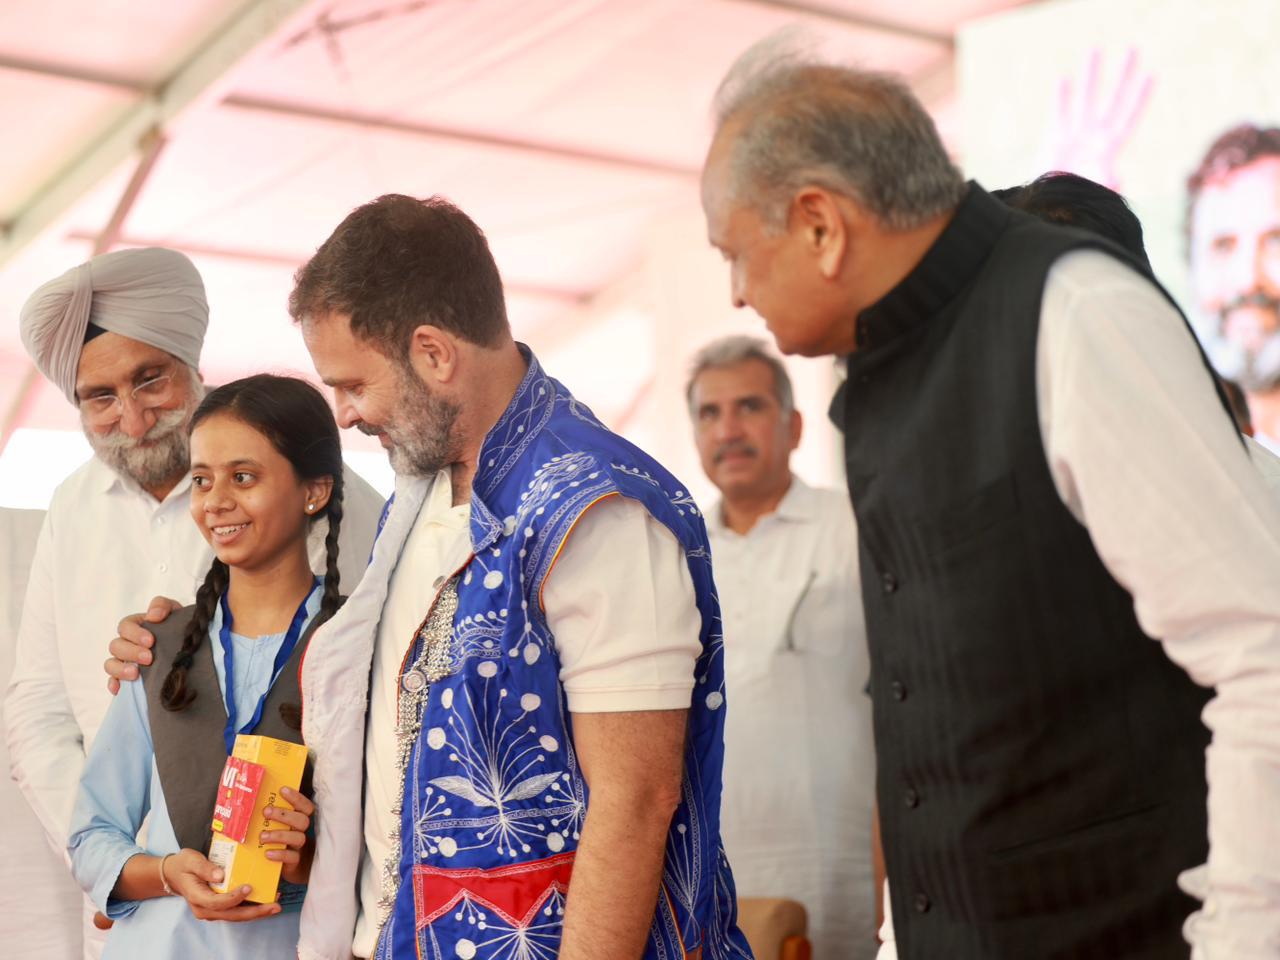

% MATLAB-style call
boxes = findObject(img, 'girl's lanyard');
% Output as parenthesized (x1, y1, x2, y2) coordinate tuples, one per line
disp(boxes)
(218, 578, 319, 755)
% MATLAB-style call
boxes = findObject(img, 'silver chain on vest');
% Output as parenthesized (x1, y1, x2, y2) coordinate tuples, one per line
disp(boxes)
(373, 577, 460, 942)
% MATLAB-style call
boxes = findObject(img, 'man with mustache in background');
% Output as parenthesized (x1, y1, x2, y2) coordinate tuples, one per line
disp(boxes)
(687, 334, 877, 959)
(1188, 124, 1280, 451)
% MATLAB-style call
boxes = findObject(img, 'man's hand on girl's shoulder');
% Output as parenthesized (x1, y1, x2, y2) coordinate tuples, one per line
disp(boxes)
(104, 596, 183, 694)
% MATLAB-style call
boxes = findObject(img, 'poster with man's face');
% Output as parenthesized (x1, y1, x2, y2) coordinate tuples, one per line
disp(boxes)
(958, 0, 1280, 446)
(1187, 138, 1280, 393)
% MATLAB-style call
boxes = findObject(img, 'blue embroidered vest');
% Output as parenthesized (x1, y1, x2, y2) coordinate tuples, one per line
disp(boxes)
(375, 349, 752, 960)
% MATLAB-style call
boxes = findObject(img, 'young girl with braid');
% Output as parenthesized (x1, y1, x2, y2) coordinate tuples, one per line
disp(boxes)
(68, 375, 345, 957)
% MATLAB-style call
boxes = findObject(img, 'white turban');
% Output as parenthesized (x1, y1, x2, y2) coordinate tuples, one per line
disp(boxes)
(19, 247, 209, 404)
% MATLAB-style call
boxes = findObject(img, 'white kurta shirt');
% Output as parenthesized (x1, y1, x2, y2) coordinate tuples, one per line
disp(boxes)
(708, 477, 876, 960)
(1245, 434, 1280, 491)
(3, 455, 386, 854)
(877, 249, 1280, 960)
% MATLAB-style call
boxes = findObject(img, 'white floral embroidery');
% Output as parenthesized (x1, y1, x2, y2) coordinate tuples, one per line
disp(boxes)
(448, 888, 567, 960)
(416, 678, 576, 860)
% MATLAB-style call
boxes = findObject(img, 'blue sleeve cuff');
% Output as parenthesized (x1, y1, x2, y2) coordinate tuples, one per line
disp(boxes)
(104, 895, 142, 921)
(97, 850, 146, 920)
(278, 880, 307, 912)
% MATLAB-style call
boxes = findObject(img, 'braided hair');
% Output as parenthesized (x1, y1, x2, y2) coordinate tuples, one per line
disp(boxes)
(160, 374, 345, 714)
(159, 558, 228, 710)
(319, 476, 343, 621)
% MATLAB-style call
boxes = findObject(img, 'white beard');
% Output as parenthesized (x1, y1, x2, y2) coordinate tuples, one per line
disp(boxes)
(82, 376, 205, 490)
(1206, 325, 1280, 393)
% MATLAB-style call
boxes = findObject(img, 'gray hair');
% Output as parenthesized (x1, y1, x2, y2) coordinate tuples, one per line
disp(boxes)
(711, 32, 965, 230)
(686, 335, 794, 415)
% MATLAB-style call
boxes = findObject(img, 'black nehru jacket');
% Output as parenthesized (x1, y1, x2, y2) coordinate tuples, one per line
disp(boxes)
(835, 184, 1226, 959)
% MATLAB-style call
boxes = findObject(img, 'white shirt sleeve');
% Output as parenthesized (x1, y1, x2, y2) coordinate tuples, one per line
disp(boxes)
(1037, 249, 1280, 959)
(1245, 435, 1280, 497)
(876, 877, 898, 959)
(541, 494, 702, 714)
(2, 511, 85, 856)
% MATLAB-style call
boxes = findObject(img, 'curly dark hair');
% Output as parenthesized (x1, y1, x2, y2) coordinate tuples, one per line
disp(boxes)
(1185, 123, 1280, 245)
(288, 194, 509, 361)
(160, 374, 344, 719)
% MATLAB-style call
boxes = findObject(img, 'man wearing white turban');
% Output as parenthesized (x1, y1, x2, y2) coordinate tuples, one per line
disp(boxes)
(18, 247, 210, 499)
(3, 247, 385, 959)
(20, 247, 209, 406)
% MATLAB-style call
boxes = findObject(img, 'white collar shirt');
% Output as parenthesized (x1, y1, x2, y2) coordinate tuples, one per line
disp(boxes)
(299, 471, 440, 960)
(4, 458, 206, 850)
(707, 476, 877, 960)
(354, 471, 471, 958)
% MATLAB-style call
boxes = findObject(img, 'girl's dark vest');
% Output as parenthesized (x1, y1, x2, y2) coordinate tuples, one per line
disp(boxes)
(836, 185, 1224, 959)
(140, 604, 328, 852)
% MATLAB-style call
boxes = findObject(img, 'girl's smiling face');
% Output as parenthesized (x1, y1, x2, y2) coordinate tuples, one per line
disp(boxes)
(188, 412, 330, 573)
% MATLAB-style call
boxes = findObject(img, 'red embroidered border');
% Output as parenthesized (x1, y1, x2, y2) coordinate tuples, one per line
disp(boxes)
(412, 851, 576, 931)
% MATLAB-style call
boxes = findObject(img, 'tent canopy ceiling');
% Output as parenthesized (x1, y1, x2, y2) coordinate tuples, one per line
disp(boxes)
(0, 0, 1028, 441)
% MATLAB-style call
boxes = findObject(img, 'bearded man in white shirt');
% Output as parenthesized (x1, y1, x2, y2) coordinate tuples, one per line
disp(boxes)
(700, 38, 1280, 960)
(687, 334, 876, 959)
(1186, 124, 1280, 453)
(4, 246, 384, 956)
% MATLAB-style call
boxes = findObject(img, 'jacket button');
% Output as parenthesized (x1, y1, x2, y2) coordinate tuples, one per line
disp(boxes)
(881, 572, 898, 595)
(914, 893, 931, 913)
(890, 680, 907, 701)
(903, 787, 920, 809)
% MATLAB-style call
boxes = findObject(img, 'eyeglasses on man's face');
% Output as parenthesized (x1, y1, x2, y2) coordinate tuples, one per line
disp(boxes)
(79, 371, 177, 426)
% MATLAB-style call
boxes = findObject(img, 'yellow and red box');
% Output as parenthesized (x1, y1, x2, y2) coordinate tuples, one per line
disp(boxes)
(208, 734, 308, 904)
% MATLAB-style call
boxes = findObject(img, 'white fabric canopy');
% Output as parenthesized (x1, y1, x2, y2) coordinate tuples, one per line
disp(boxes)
(0, 0, 1028, 509)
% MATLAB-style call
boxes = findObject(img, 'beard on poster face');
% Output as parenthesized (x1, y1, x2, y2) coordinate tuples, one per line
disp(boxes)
(1205, 291, 1280, 392)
